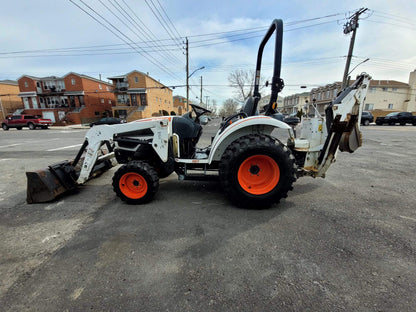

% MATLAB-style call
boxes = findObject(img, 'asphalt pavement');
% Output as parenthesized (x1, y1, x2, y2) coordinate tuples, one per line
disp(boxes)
(0, 123, 416, 311)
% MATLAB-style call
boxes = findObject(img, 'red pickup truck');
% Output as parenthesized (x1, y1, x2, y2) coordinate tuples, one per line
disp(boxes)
(1, 114, 52, 130)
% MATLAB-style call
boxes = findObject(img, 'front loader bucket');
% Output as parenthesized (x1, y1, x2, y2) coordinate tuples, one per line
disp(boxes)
(26, 160, 77, 204)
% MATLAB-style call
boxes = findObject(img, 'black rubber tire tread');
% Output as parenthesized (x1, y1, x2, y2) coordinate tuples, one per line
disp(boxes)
(28, 122, 35, 130)
(2, 123, 9, 130)
(219, 134, 297, 208)
(112, 160, 159, 204)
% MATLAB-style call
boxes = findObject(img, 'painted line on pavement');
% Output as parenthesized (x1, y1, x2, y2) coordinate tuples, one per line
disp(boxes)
(0, 143, 22, 148)
(47, 144, 82, 151)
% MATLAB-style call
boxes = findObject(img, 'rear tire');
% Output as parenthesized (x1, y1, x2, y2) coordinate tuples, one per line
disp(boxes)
(112, 161, 159, 204)
(363, 120, 370, 126)
(2, 123, 9, 130)
(219, 134, 297, 208)
(28, 122, 35, 130)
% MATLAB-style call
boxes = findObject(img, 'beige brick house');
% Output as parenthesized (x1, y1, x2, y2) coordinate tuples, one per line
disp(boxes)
(0, 80, 22, 120)
(108, 70, 176, 122)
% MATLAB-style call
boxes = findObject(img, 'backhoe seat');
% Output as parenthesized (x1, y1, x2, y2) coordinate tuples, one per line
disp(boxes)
(241, 96, 258, 117)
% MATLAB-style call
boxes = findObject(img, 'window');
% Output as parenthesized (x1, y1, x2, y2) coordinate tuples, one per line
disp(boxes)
(326, 91, 330, 98)
(109, 100, 112, 104)
(392, 88, 398, 92)
(99, 84, 102, 90)
(106, 86, 109, 91)
(101, 99, 104, 103)
(369, 87, 376, 93)
(388, 104, 393, 109)
(71, 79, 76, 85)
(95, 111, 100, 116)
(135, 77, 138, 83)
(36, 82, 40, 87)
(382, 87, 388, 92)
(24, 81, 28, 87)
(365, 103, 374, 111)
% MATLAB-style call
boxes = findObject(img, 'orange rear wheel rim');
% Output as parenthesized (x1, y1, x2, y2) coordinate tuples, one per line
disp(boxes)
(119, 172, 148, 199)
(237, 155, 280, 195)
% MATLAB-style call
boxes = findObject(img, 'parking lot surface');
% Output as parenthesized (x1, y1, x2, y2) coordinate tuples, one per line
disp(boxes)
(1, 124, 416, 311)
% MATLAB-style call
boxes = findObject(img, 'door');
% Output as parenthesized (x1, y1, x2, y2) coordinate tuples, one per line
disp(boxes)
(32, 97, 38, 109)
(23, 98, 30, 109)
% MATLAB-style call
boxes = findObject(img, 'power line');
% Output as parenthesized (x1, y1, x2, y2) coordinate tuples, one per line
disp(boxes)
(69, 0, 182, 82)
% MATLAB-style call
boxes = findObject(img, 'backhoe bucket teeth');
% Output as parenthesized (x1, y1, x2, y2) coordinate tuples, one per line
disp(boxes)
(26, 160, 77, 204)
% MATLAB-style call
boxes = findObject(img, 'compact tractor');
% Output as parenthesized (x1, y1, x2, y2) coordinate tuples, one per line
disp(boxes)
(26, 19, 371, 208)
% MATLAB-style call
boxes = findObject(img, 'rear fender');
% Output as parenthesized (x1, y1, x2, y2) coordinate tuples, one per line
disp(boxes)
(208, 116, 293, 163)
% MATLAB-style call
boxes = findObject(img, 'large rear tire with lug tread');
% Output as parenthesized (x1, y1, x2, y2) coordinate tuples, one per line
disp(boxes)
(219, 134, 297, 208)
(112, 161, 159, 204)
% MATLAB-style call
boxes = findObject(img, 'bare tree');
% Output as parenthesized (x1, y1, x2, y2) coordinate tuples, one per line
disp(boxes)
(219, 98, 239, 117)
(228, 69, 266, 103)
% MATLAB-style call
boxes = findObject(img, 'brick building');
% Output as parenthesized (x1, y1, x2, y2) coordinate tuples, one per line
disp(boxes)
(17, 73, 115, 125)
(173, 95, 190, 116)
(0, 80, 22, 120)
(108, 70, 175, 122)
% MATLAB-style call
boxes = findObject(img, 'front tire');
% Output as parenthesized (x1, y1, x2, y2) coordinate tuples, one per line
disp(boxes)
(219, 134, 297, 208)
(112, 161, 159, 204)
(28, 122, 35, 130)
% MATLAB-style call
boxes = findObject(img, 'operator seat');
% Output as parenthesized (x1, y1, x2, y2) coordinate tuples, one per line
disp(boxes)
(172, 114, 202, 158)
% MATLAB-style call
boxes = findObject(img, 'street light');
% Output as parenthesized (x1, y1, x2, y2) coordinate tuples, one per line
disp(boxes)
(347, 58, 370, 76)
(186, 66, 205, 112)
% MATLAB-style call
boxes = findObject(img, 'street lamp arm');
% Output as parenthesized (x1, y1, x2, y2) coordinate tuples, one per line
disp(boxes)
(347, 58, 369, 76)
(188, 66, 205, 79)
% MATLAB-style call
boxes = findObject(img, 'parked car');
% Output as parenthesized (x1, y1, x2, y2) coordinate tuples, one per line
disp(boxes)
(361, 111, 374, 126)
(375, 112, 416, 126)
(90, 117, 126, 127)
(283, 113, 300, 125)
(1, 114, 52, 130)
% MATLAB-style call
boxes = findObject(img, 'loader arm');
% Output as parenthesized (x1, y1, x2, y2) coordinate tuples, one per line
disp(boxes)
(26, 118, 171, 203)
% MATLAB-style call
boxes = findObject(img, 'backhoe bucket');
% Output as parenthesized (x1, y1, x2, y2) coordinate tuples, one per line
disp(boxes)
(26, 160, 77, 204)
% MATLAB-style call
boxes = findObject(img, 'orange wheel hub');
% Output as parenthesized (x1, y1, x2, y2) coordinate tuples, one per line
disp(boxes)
(237, 155, 280, 195)
(119, 172, 148, 199)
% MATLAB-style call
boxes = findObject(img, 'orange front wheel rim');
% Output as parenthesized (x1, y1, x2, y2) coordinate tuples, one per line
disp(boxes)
(237, 155, 280, 195)
(119, 172, 148, 199)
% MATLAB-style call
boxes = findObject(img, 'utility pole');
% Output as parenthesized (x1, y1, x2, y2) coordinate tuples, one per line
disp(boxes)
(185, 37, 189, 112)
(200, 76, 203, 105)
(341, 8, 368, 89)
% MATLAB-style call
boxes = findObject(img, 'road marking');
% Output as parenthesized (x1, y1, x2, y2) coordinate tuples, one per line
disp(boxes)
(0, 143, 22, 148)
(399, 215, 416, 222)
(47, 144, 82, 151)
(0, 159, 11, 162)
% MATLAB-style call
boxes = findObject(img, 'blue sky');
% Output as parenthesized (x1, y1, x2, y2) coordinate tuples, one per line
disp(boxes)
(1, 0, 415, 105)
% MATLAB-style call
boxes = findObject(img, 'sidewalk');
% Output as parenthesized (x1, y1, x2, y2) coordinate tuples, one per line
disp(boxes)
(50, 124, 90, 130)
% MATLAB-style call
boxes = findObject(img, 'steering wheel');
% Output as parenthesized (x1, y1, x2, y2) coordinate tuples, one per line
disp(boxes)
(219, 112, 248, 133)
(190, 103, 211, 122)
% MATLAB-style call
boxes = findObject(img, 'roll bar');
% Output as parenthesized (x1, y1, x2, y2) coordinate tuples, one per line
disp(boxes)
(251, 19, 284, 116)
